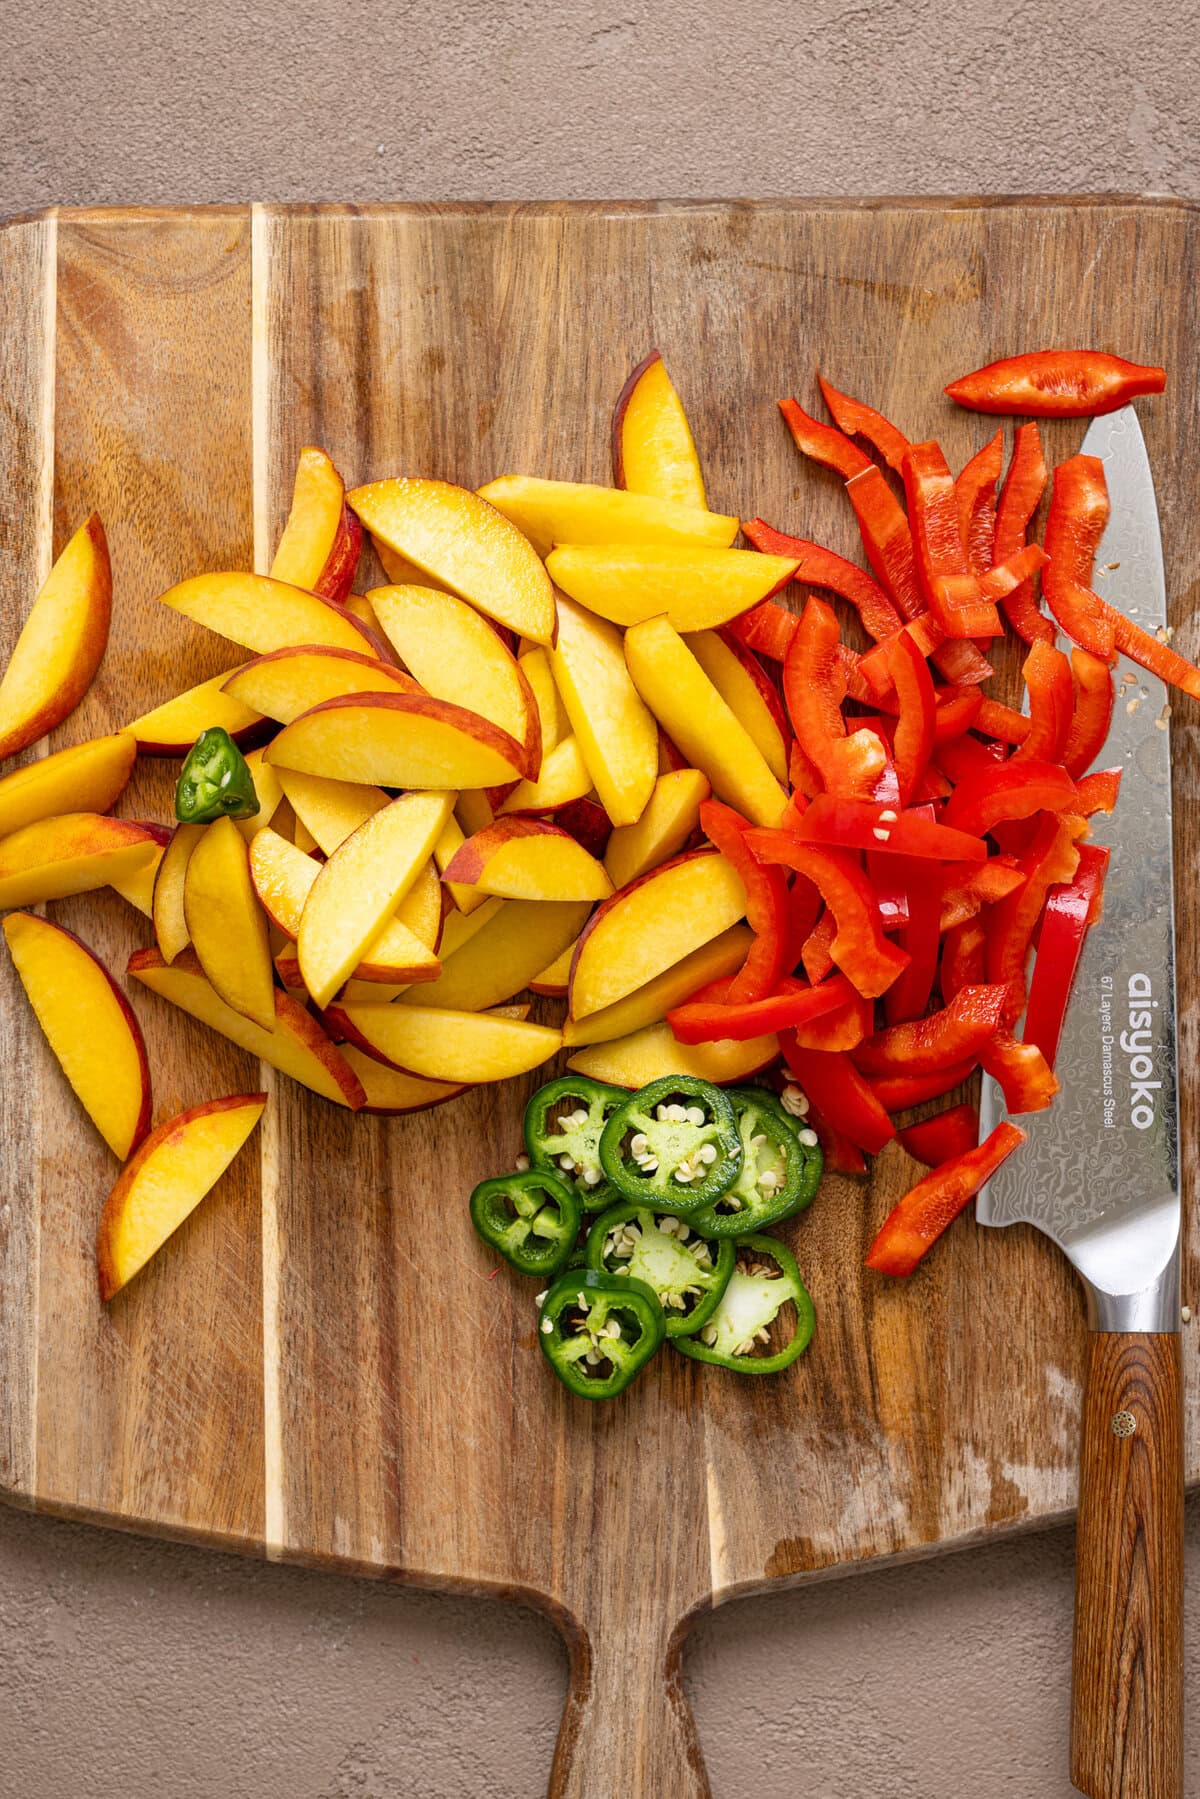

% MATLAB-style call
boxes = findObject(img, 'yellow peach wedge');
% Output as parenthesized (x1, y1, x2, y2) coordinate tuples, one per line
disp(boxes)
(221, 645, 419, 726)
(683, 628, 790, 783)
(157, 571, 389, 660)
(546, 544, 797, 632)
(273, 767, 388, 856)
(265, 693, 526, 790)
(153, 824, 205, 963)
(548, 595, 657, 827)
(443, 818, 612, 903)
(0, 813, 159, 910)
(603, 768, 710, 889)
(497, 736, 591, 815)
(0, 732, 136, 839)
(269, 446, 362, 602)
(340, 1045, 470, 1117)
(477, 476, 735, 556)
(518, 646, 570, 758)
(566, 1021, 779, 1088)
(328, 1001, 562, 1085)
(0, 515, 112, 761)
(183, 816, 276, 1029)
(611, 349, 708, 510)
(400, 897, 591, 1011)
(561, 924, 753, 1047)
(126, 668, 264, 756)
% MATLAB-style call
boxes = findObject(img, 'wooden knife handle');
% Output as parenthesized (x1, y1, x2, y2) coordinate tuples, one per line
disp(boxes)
(1071, 1330, 1184, 1799)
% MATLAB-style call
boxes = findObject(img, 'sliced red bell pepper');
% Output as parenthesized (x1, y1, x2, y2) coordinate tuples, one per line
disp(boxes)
(884, 861, 942, 1024)
(855, 983, 1008, 1076)
(945, 350, 1166, 417)
(748, 832, 911, 999)
(867, 1060, 979, 1112)
(727, 598, 799, 662)
(788, 738, 824, 799)
(1073, 767, 1122, 817)
(801, 909, 836, 984)
(1110, 612, 1200, 702)
(791, 795, 986, 862)
(955, 430, 1003, 575)
(1023, 844, 1110, 1068)
(667, 971, 852, 1045)
(868, 849, 909, 932)
(1013, 640, 1073, 764)
(782, 1043, 895, 1154)
(910, 762, 952, 803)
(839, 643, 880, 706)
(903, 441, 1004, 638)
(788, 987, 874, 1052)
(803, 1100, 867, 1175)
(845, 464, 924, 618)
(897, 1103, 980, 1167)
(1042, 455, 1117, 657)
(993, 421, 1052, 644)
(743, 518, 902, 643)
(865, 1121, 1026, 1277)
(779, 790, 809, 832)
(973, 697, 1031, 745)
(940, 917, 987, 999)
(978, 542, 1049, 599)
(939, 859, 1026, 932)
(884, 627, 936, 804)
(699, 799, 790, 1004)
(935, 732, 1006, 785)
(1062, 648, 1115, 778)
(818, 374, 910, 472)
(783, 594, 847, 787)
(779, 398, 873, 480)
(933, 685, 983, 743)
(985, 814, 1081, 1020)
(943, 757, 1077, 837)
(978, 1032, 1059, 1113)
(1042, 576, 1117, 660)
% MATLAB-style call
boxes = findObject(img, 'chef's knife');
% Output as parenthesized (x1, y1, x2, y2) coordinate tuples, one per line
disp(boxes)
(977, 406, 1183, 1799)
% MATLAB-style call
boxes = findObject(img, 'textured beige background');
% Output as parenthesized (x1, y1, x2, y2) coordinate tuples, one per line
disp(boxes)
(3, 1, 1200, 1794)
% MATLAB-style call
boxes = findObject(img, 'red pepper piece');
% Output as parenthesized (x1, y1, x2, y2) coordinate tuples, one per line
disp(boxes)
(782, 1044, 895, 1154)
(939, 859, 1026, 932)
(788, 738, 824, 800)
(1022, 843, 1110, 1067)
(699, 798, 790, 1005)
(955, 430, 1003, 575)
(802, 1099, 867, 1175)
(779, 397, 873, 480)
(973, 696, 1032, 745)
(884, 627, 936, 805)
(1062, 649, 1115, 778)
(865, 1122, 1026, 1277)
(1042, 455, 1117, 658)
(793, 795, 985, 862)
(1043, 576, 1116, 660)
(935, 732, 1006, 785)
(1013, 640, 1073, 764)
(993, 422, 1052, 644)
(940, 917, 987, 999)
(897, 1103, 980, 1167)
(978, 542, 1049, 599)
(986, 814, 1081, 1020)
(1110, 612, 1200, 702)
(1073, 767, 1122, 817)
(883, 861, 942, 1025)
(743, 518, 902, 643)
(788, 987, 874, 1052)
(845, 464, 924, 617)
(867, 1061, 979, 1112)
(903, 441, 1004, 638)
(839, 643, 880, 707)
(978, 1032, 1059, 1113)
(818, 374, 910, 473)
(748, 832, 911, 999)
(945, 350, 1166, 418)
(727, 598, 799, 662)
(783, 595, 847, 788)
(910, 761, 952, 803)
(667, 971, 852, 1045)
(801, 909, 836, 984)
(855, 983, 1008, 1077)
(867, 848, 909, 932)
(943, 757, 1078, 837)
(778, 791, 809, 832)
(932, 685, 983, 743)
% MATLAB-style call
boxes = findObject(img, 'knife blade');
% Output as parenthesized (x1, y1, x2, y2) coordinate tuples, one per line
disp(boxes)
(977, 404, 1184, 1799)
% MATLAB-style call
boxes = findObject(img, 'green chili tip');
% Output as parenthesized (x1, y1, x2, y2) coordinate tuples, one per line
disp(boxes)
(175, 727, 259, 825)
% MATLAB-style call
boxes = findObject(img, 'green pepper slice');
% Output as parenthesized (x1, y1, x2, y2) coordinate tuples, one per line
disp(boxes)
(523, 1075, 626, 1211)
(673, 1233, 815, 1374)
(470, 1168, 581, 1278)
(585, 1203, 735, 1339)
(598, 1075, 741, 1213)
(175, 727, 260, 824)
(689, 1087, 823, 1238)
(538, 1268, 665, 1400)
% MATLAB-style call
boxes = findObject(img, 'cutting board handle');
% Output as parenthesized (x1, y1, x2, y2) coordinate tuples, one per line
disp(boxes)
(549, 1607, 710, 1798)
(1070, 1330, 1184, 1799)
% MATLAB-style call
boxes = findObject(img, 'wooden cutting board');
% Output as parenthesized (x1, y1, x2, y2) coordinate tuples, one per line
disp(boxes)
(1, 198, 1198, 1797)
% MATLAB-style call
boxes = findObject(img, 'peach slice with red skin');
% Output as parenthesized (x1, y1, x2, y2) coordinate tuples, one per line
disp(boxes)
(476, 475, 736, 557)
(603, 768, 710, 890)
(183, 817, 276, 1030)
(683, 629, 790, 783)
(153, 824, 205, 962)
(566, 1021, 779, 1088)
(96, 1093, 267, 1301)
(126, 668, 266, 756)
(328, 1000, 561, 1085)
(4, 911, 152, 1160)
(273, 767, 387, 856)
(443, 817, 612, 903)
(545, 544, 798, 633)
(222, 646, 419, 726)
(0, 514, 112, 761)
(158, 571, 391, 660)
(0, 732, 136, 839)
(265, 692, 527, 790)
(611, 349, 708, 510)
(561, 924, 753, 1048)
(548, 595, 658, 827)
(0, 813, 159, 909)
(497, 736, 591, 816)
(340, 1045, 470, 1117)
(270, 447, 362, 602)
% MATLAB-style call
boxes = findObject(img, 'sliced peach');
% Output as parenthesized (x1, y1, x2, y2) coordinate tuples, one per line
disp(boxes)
(562, 924, 752, 1047)
(497, 736, 591, 816)
(371, 538, 446, 589)
(432, 812, 487, 916)
(0, 732, 135, 839)
(328, 1001, 561, 1084)
(529, 938, 577, 997)
(518, 646, 570, 759)
(394, 859, 444, 952)
(126, 668, 265, 756)
(109, 844, 164, 917)
(247, 827, 321, 938)
(0, 813, 158, 909)
(567, 1021, 779, 1088)
(222, 646, 418, 725)
(0, 515, 112, 761)
(611, 349, 707, 509)
(347, 479, 555, 644)
(684, 629, 789, 783)
(297, 791, 451, 1006)
(402, 897, 591, 1011)
(153, 824, 205, 962)
(344, 593, 384, 636)
(4, 911, 152, 1159)
(546, 544, 798, 632)
(183, 817, 276, 1029)
(265, 693, 526, 789)
(269, 446, 362, 602)
(477, 476, 735, 556)
(96, 1093, 267, 1301)
(604, 768, 710, 889)
(341, 1044, 470, 1117)
(368, 584, 540, 778)
(233, 749, 287, 844)
(568, 848, 746, 1019)
(275, 767, 387, 854)
(292, 815, 318, 853)
(456, 790, 495, 836)
(548, 595, 657, 827)
(158, 572, 388, 659)
(625, 617, 787, 827)
(128, 947, 366, 1109)
(443, 817, 612, 903)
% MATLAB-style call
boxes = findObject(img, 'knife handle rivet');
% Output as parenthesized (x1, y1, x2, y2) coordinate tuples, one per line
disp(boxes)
(1111, 1410, 1137, 1438)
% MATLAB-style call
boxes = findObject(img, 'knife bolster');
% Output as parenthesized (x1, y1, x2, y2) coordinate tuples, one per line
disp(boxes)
(1082, 1240, 1181, 1334)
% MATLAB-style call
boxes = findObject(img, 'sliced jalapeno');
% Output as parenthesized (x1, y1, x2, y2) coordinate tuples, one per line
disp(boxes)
(469, 1169, 581, 1278)
(673, 1233, 815, 1374)
(585, 1203, 735, 1339)
(538, 1268, 665, 1399)
(689, 1087, 823, 1237)
(598, 1075, 741, 1213)
(175, 727, 260, 824)
(524, 1075, 626, 1211)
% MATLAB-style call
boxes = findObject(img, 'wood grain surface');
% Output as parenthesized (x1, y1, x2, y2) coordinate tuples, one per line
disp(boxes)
(0, 198, 1196, 1796)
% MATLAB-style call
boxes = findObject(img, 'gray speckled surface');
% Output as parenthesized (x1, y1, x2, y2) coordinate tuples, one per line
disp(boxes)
(3, 1, 1200, 1792)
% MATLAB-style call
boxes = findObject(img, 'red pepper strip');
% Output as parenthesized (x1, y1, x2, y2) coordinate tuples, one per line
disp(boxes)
(782, 595, 847, 787)
(867, 850, 908, 932)
(792, 795, 986, 862)
(779, 791, 809, 832)
(801, 1098, 867, 1175)
(940, 918, 987, 1000)
(788, 738, 824, 800)
(839, 643, 879, 706)
(845, 465, 924, 617)
(884, 862, 942, 1025)
(978, 1033, 1059, 1113)
(801, 909, 836, 984)
(884, 627, 936, 805)
(699, 799, 790, 1004)
(978, 543, 1049, 599)
(1042, 454, 1116, 658)
(1043, 577, 1116, 660)
(867, 1061, 979, 1112)
(1062, 649, 1115, 778)
(783, 1044, 895, 1154)
(935, 733, 1006, 785)
(855, 983, 1008, 1076)
(994, 422, 1052, 644)
(727, 597, 799, 662)
(955, 430, 1003, 575)
(1074, 767, 1122, 816)
(783, 862, 822, 969)
(1110, 612, 1200, 702)
(986, 814, 1081, 1021)
(818, 374, 910, 473)
(1013, 640, 1073, 764)
(748, 833, 911, 999)
(973, 697, 1031, 744)
(865, 1122, 1026, 1277)
(743, 518, 902, 643)
(943, 757, 1078, 837)
(908, 615, 994, 685)
(1023, 845, 1110, 1068)
(903, 441, 1004, 638)
(933, 685, 983, 743)
(945, 350, 1166, 418)
(789, 987, 874, 1052)
(779, 397, 873, 480)
(897, 1103, 981, 1167)
(667, 972, 852, 1045)
(939, 860, 1025, 932)
(911, 762, 952, 803)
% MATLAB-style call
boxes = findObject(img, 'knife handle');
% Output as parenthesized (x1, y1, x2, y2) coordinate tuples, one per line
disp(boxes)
(1071, 1330, 1184, 1799)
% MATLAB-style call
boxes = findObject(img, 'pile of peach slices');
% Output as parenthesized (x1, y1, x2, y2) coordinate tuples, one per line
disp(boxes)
(0, 352, 804, 1300)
